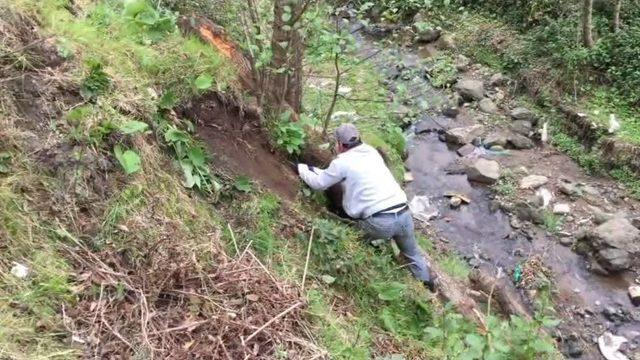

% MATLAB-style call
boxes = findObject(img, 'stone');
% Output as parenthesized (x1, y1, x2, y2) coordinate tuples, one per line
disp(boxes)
(593, 218, 640, 252)
(510, 107, 538, 124)
(416, 27, 441, 43)
(507, 134, 535, 149)
(490, 73, 507, 86)
(442, 106, 460, 118)
(632, 218, 640, 230)
(514, 201, 544, 224)
(629, 286, 640, 306)
(484, 133, 508, 148)
(466, 158, 500, 184)
(455, 54, 470, 72)
(511, 120, 533, 136)
(553, 203, 571, 215)
(478, 98, 498, 114)
(404, 172, 414, 182)
(444, 125, 484, 145)
(519, 175, 549, 189)
(454, 79, 485, 101)
(559, 237, 574, 247)
(564, 338, 583, 358)
(457, 143, 476, 157)
(597, 248, 632, 272)
(450, 197, 462, 208)
(435, 34, 456, 50)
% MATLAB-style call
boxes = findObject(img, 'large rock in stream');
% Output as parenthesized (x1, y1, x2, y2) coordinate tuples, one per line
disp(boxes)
(454, 79, 484, 101)
(466, 158, 500, 184)
(444, 125, 484, 145)
(577, 217, 640, 273)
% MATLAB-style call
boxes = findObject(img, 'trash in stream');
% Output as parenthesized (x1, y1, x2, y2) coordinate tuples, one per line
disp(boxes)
(409, 196, 438, 223)
(514, 264, 523, 284)
(598, 332, 629, 360)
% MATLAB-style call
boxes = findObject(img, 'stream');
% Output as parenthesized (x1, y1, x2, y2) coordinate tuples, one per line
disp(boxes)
(348, 20, 640, 358)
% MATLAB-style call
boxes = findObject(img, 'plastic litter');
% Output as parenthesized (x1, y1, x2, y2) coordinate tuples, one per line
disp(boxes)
(409, 196, 438, 224)
(513, 264, 523, 284)
(597, 332, 628, 360)
(10, 262, 29, 279)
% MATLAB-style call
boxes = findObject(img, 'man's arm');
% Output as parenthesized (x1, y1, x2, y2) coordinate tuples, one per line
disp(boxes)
(298, 160, 344, 190)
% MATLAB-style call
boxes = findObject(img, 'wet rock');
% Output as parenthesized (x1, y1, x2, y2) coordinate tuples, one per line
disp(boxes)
(484, 133, 508, 148)
(564, 337, 584, 358)
(602, 306, 630, 324)
(510, 107, 538, 124)
(466, 158, 500, 184)
(478, 98, 498, 114)
(578, 216, 640, 272)
(490, 73, 507, 86)
(629, 286, 640, 306)
(442, 106, 459, 118)
(507, 134, 535, 149)
(553, 203, 571, 215)
(450, 197, 462, 208)
(519, 175, 549, 189)
(444, 162, 467, 175)
(454, 79, 485, 101)
(514, 201, 544, 224)
(511, 120, 533, 136)
(455, 54, 470, 72)
(444, 125, 484, 145)
(457, 143, 476, 157)
(559, 236, 574, 247)
(632, 218, 640, 230)
(416, 27, 441, 43)
(598, 248, 633, 272)
(510, 217, 523, 229)
(435, 34, 456, 50)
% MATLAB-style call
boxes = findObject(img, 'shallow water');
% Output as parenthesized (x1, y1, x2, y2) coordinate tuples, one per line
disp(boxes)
(350, 24, 640, 340)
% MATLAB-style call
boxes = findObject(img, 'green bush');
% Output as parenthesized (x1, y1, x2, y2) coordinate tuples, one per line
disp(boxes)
(590, 25, 640, 103)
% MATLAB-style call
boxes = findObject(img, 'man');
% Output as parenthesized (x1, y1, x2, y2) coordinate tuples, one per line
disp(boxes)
(297, 123, 436, 290)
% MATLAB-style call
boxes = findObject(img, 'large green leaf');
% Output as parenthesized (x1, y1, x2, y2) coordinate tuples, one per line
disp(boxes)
(376, 281, 406, 301)
(119, 120, 149, 135)
(123, 0, 148, 17)
(233, 176, 253, 193)
(114, 145, 141, 175)
(187, 147, 206, 167)
(194, 74, 213, 90)
(158, 91, 178, 110)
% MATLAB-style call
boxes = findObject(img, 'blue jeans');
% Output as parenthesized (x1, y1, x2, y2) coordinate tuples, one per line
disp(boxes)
(359, 211, 432, 282)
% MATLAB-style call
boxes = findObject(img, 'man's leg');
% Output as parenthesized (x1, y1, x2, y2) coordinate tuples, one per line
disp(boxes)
(393, 212, 433, 284)
(359, 216, 395, 247)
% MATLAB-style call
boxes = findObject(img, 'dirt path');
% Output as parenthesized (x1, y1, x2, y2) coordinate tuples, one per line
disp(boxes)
(181, 93, 299, 201)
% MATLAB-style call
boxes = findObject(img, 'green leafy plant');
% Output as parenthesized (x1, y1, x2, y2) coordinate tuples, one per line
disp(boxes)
(233, 176, 253, 193)
(80, 60, 111, 100)
(163, 125, 219, 193)
(0, 152, 11, 174)
(273, 115, 306, 155)
(194, 74, 213, 90)
(542, 211, 563, 233)
(374, 281, 406, 301)
(425, 55, 458, 88)
(123, 0, 177, 43)
(158, 91, 178, 110)
(119, 120, 149, 135)
(113, 144, 141, 175)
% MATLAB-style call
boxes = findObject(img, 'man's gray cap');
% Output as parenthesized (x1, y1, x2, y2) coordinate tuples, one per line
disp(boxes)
(335, 123, 360, 146)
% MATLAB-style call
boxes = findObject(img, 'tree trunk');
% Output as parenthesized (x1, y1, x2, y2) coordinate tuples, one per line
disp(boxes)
(613, 0, 622, 32)
(268, 0, 306, 117)
(582, 0, 594, 48)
